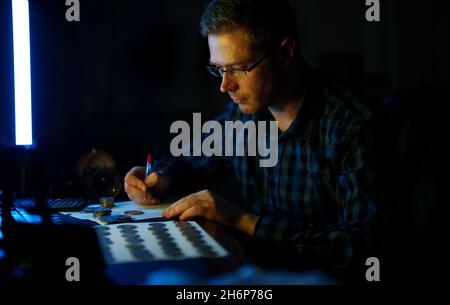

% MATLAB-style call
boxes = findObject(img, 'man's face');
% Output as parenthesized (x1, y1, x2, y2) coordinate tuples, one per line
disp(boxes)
(208, 28, 276, 114)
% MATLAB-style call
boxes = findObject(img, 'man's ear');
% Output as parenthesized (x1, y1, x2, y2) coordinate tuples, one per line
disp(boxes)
(278, 38, 296, 69)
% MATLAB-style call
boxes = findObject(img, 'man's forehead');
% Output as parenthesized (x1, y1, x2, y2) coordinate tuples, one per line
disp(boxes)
(207, 28, 254, 66)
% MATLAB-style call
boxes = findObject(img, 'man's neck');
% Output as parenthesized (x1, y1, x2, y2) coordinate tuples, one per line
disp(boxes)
(269, 99, 302, 132)
(268, 64, 306, 133)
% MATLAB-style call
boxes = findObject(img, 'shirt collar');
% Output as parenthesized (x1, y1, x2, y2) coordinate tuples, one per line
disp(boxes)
(258, 66, 324, 141)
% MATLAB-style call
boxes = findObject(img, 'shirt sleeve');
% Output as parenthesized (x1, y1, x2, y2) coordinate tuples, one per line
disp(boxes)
(253, 125, 379, 272)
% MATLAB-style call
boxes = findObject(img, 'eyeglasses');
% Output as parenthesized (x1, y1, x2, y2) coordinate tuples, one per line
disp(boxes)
(206, 53, 270, 79)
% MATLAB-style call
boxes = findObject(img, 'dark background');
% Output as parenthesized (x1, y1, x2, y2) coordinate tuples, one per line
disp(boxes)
(0, 0, 448, 198)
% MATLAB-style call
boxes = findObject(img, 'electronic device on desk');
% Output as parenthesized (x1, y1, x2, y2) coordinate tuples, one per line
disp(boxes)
(14, 197, 93, 213)
(1, 190, 110, 285)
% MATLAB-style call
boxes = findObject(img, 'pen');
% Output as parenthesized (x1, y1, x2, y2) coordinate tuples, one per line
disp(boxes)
(144, 153, 152, 201)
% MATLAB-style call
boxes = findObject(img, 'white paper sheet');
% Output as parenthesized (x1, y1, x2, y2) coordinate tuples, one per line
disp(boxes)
(60, 200, 170, 224)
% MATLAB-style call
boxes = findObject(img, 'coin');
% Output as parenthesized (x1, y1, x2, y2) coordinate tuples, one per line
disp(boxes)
(96, 230, 112, 237)
(98, 236, 113, 245)
(80, 207, 96, 213)
(99, 196, 115, 208)
(120, 229, 138, 235)
(123, 210, 144, 216)
(117, 215, 132, 222)
(147, 223, 166, 228)
(92, 207, 112, 218)
(98, 215, 119, 224)
(95, 226, 111, 231)
(117, 224, 137, 229)
(123, 236, 145, 244)
(126, 244, 146, 250)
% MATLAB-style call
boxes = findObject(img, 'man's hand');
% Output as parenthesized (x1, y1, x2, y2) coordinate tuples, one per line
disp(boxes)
(124, 166, 170, 205)
(162, 189, 259, 236)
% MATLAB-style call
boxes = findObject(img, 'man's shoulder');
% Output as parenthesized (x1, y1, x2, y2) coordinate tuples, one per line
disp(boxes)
(316, 73, 381, 125)
(325, 84, 379, 123)
(306, 69, 382, 147)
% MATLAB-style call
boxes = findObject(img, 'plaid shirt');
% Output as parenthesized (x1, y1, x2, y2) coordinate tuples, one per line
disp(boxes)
(155, 68, 380, 270)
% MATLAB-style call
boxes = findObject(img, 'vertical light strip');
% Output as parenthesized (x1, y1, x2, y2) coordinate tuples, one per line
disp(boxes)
(12, 0, 33, 146)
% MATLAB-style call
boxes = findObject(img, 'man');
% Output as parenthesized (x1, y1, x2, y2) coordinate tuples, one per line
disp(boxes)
(125, 0, 380, 275)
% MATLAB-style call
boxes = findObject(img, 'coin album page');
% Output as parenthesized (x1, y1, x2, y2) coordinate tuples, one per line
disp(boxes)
(95, 221, 229, 264)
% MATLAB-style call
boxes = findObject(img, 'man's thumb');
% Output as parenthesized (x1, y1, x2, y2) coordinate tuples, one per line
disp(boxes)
(144, 172, 158, 187)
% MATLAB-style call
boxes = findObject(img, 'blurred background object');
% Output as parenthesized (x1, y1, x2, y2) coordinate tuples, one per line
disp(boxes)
(77, 148, 122, 199)
(207, 265, 338, 285)
(142, 264, 338, 285)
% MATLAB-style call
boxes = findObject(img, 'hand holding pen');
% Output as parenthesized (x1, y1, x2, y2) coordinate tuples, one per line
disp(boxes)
(124, 154, 171, 205)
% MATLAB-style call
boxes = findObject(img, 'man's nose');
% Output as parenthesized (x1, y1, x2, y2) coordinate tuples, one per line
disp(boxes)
(220, 72, 238, 93)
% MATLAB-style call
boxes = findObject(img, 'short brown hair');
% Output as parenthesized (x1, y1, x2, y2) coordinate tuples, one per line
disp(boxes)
(200, 0, 299, 53)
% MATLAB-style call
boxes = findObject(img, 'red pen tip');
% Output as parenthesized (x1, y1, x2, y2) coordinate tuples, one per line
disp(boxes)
(147, 153, 152, 164)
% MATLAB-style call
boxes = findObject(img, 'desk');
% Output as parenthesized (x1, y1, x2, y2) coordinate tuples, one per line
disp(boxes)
(2, 204, 343, 285)
(0, 210, 251, 285)
(102, 218, 251, 284)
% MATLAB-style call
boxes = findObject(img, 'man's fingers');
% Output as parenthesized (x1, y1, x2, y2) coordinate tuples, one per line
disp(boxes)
(162, 196, 196, 218)
(125, 184, 158, 204)
(179, 205, 205, 221)
(144, 172, 159, 188)
(141, 197, 160, 206)
(125, 170, 147, 192)
(162, 197, 187, 218)
(125, 184, 145, 201)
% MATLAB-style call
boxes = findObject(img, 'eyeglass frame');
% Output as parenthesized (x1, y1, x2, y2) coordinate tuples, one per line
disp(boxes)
(206, 53, 271, 79)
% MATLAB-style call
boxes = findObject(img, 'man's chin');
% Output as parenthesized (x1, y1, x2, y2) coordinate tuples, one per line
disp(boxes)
(238, 104, 257, 115)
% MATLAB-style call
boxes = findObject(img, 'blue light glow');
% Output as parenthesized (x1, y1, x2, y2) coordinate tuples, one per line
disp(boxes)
(12, 0, 33, 146)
